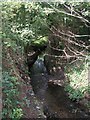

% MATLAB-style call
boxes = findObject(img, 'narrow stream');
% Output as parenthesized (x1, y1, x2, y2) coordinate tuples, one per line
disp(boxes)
(30, 58, 89, 118)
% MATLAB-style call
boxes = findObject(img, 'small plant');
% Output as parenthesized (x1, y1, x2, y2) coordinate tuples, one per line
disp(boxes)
(65, 85, 84, 101)
(2, 72, 23, 119)
(65, 61, 89, 101)
(10, 108, 23, 119)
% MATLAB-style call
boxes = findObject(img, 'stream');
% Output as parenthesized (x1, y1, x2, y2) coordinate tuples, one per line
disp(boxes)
(30, 58, 89, 118)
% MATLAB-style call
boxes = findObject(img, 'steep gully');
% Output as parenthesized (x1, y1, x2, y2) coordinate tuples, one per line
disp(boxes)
(29, 58, 89, 119)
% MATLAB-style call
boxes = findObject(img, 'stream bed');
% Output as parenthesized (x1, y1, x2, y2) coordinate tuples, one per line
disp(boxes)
(30, 58, 89, 118)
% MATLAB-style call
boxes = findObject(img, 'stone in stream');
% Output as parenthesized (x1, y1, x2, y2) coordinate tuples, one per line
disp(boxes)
(31, 58, 47, 75)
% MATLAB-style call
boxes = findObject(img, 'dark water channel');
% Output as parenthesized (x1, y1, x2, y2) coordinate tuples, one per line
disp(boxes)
(30, 58, 89, 118)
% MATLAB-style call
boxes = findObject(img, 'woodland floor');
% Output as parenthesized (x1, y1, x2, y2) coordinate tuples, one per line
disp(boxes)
(2, 47, 90, 119)
(2, 47, 46, 118)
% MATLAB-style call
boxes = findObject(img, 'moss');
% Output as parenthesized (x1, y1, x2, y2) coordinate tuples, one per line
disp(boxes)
(31, 36, 48, 47)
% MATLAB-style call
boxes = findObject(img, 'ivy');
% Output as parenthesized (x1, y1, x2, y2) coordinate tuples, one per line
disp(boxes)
(2, 72, 23, 119)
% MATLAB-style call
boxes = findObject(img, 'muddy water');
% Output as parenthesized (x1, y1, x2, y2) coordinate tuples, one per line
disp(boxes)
(30, 59, 89, 118)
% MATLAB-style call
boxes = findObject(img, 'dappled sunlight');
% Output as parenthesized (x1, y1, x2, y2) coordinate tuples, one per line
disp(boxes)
(1, 1, 90, 119)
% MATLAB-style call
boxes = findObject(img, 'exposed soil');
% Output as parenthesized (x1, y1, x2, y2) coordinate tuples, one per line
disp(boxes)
(30, 59, 89, 119)
(2, 47, 89, 119)
(2, 47, 46, 119)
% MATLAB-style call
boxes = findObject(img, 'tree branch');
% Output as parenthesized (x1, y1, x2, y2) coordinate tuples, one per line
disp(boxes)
(48, 3, 90, 26)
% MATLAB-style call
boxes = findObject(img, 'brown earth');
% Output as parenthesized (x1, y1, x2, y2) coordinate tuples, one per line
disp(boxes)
(2, 46, 46, 119)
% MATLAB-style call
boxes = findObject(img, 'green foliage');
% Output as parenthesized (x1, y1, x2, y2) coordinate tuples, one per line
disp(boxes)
(2, 2, 48, 52)
(65, 62, 89, 101)
(10, 108, 23, 119)
(65, 85, 85, 100)
(2, 2, 90, 52)
(31, 36, 48, 47)
(1, 1, 90, 116)
(2, 72, 23, 119)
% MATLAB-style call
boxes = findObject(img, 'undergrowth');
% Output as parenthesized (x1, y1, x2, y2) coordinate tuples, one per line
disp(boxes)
(2, 71, 23, 119)
(65, 60, 90, 108)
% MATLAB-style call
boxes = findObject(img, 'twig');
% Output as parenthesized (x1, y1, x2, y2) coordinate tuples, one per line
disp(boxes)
(63, 3, 90, 26)
(48, 3, 90, 25)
